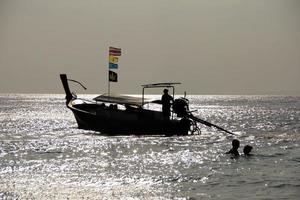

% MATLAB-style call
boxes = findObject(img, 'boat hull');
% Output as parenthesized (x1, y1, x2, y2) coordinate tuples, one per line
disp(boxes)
(68, 101, 190, 136)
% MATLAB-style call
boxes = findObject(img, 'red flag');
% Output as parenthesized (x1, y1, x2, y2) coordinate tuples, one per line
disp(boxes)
(109, 47, 121, 56)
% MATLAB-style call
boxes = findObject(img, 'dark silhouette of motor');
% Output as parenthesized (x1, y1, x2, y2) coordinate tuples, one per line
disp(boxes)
(172, 98, 189, 117)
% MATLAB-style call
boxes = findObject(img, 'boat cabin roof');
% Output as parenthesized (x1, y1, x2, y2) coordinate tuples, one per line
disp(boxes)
(141, 82, 181, 88)
(93, 93, 151, 107)
(94, 83, 181, 107)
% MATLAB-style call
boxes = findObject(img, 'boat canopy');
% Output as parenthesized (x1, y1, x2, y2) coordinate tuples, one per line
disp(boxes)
(94, 83, 181, 107)
(141, 82, 181, 88)
(93, 93, 152, 107)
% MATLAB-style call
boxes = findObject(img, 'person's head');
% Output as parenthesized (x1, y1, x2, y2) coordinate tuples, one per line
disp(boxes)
(163, 89, 169, 94)
(232, 139, 240, 149)
(243, 145, 253, 155)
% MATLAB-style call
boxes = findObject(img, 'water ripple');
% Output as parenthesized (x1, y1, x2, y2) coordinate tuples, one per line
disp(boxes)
(0, 95, 299, 199)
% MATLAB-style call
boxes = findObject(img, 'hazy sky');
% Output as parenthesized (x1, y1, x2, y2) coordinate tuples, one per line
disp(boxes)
(0, 0, 299, 94)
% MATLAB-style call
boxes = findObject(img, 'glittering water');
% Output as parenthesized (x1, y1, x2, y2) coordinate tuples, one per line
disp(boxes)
(0, 94, 299, 199)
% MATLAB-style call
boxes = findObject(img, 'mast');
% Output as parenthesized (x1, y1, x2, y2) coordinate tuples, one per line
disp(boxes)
(108, 48, 110, 95)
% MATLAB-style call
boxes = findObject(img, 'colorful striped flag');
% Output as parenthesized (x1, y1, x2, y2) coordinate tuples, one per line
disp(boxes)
(109, 47, 121, 56)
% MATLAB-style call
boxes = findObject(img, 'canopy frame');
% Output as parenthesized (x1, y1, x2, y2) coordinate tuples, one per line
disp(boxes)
(141, 82, 181, 105)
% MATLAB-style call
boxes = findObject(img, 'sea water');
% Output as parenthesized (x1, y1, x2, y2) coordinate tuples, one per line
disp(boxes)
(0, 94, 299, 199)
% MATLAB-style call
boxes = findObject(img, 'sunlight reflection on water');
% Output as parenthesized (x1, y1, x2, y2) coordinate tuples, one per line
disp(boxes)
(0, 94, 299, 199)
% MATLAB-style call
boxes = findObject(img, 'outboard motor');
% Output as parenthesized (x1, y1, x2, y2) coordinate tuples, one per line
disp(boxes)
(173, 98, 199, 135)
(173, 98, 189, 118)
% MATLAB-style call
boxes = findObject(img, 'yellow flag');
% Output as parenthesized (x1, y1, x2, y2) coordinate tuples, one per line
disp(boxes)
(109, 55, 119, 64)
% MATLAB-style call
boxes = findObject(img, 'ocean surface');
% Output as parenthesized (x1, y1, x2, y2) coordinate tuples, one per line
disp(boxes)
(0, 94, 299, 199)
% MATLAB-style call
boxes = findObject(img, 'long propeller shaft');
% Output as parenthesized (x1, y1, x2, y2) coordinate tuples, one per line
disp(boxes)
(188, 114, 235, 135)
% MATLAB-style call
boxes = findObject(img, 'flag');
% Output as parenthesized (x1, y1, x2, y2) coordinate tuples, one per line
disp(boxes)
(109, 47, 121, 56)
(109, 70, 118, 82)
(109, 63, 118, 69)
(109, 55, 119, 64)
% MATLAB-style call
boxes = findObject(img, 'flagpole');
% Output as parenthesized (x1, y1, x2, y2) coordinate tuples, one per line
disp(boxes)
(108, 52, 110, 96)
(108, 71, 110, 96)
(108, 47, 110, 96)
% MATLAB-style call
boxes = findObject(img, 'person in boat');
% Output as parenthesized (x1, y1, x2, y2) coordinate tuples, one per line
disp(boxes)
(226, 139, 240, 156)
(243, 145, 253, 156)
(161, 89, 173, 120)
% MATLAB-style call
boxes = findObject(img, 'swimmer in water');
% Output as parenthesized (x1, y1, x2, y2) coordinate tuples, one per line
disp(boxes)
(226, 139, 240, 156)
(243, 145, 253, 156)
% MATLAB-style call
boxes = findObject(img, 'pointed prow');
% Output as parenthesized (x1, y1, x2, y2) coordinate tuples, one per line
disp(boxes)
(60, 74, 73, 103)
